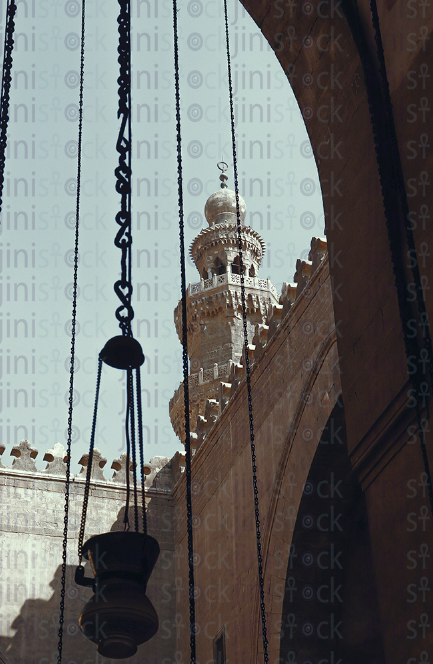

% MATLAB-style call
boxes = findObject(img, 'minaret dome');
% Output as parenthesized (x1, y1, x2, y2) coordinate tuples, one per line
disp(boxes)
(204, 188, 247, 227)
(190, 164, 265, 281)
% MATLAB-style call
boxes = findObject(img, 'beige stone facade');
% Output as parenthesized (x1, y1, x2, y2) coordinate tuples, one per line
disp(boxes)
(171, 238, 341, 663)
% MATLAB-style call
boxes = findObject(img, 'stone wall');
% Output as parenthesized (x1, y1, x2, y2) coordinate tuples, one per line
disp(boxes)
(233, 3, 433, 663)
(172, 239, 342, 663)
(0, 443, 177, 664)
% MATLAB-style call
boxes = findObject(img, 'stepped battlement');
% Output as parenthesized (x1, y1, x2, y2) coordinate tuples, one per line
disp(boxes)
(0, 439, 186, 493)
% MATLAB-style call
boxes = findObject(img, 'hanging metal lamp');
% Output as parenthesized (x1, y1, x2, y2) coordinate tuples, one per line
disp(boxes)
(72, 333, 159, 660)
(76, 531, 160, 658)
(69, 0, 160, 654)
(72, 330, 160, 660)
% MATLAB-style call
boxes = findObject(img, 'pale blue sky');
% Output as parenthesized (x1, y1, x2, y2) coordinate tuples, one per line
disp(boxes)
(1, 0, 324, 470)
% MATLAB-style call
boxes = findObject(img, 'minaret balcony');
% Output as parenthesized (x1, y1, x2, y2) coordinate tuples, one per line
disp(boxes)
(188, 271, 280, 302)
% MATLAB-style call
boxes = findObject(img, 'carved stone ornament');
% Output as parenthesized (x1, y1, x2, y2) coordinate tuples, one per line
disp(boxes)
(10, 439, 38, 472)
(43, 442, 69, 476)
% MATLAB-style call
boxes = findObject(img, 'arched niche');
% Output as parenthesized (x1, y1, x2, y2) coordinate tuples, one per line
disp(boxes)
(279, 400, 385, 663)
(213, 257, 226, 276)
(232, 255, 241, 274)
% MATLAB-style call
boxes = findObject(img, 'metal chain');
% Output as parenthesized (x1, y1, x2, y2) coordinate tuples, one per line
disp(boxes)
(136, 367, 148, 535)
(57, 0, 86, 656)
(173, 1, 197, 661)
(0, 0, 16, 219)
(128, 367, 139, 532)
(77, 357, 103, 564)
(364, 0, 433, 516)
(124, 369, 131, 530)
(223, 0, 269, 660)
(114, 0, 134, 336)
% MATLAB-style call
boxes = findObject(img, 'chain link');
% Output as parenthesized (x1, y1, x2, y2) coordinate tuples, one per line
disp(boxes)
(0, 0, 16, 219)
(114, 0, 134, 336)
(128, 367, 139, 532)
(136, 367, 148, 535)
(77, 357, 103, 564)
(223, 0, 269, 660)
(57, 0, 86, 657)
(173, 1, 197, 661)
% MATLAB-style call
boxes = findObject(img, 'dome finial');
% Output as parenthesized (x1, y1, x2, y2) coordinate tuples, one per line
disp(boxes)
(217, 161, 229, 189)
(204, 163, 246, 227)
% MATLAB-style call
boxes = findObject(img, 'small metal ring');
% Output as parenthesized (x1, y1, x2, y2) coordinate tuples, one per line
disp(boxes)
(217, 161, 228, 172)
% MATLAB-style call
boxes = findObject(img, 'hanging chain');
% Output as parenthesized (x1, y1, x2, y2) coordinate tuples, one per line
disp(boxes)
(136, 367, 148, 535)
(57, 0, 86, 656)
(365, 0, 433, 516)
(223, 0, 269, 660)
(128, 367, 139, 532)
(114, 0, 134, 337)
(77, 357, 103, 564)
(173, 1, 197, 662)
(124, 369, 131, 530)
(0, 0, 16, 220)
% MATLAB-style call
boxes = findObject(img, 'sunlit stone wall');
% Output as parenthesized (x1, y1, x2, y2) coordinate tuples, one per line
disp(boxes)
(0, 444, 178, 664)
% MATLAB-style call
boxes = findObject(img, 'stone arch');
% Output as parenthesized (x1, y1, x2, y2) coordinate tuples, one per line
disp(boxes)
(250, 328, 342, 662)
(231, 12, 423, 660)
(278, 400, 385, 663)
(253, 381, 385, 662)
(234, 1, 411, 467)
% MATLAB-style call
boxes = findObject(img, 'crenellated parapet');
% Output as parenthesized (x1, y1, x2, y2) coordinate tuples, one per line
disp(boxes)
(78, 448, 107, 481)
(11, 439, 38, 472)
(294, 258, 312, 296)
(171, 450, 186, 484)
(251, 324, 270, 362)
(280, 282, 298, 319)
(111, 452, 135, 483)
(309, 236, 327, 272)
(142, 456, 173, 491)
(0, 439, 181, 493)
(44, 442, 69, 475)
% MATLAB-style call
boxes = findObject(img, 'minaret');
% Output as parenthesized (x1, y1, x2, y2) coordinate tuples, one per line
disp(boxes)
(169, 165, 280, 445)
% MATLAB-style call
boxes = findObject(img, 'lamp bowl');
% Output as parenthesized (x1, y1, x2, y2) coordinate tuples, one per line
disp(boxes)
(78, 531, 160, 659)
